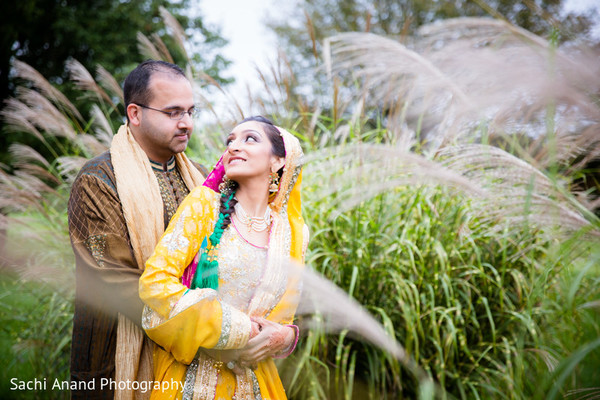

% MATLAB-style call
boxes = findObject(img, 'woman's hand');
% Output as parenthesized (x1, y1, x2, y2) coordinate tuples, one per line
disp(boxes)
(200, 318, 262, 375)
(236, 317, 295, 369)
(249, 318, 261, 339)
(201, 318, 293, 373)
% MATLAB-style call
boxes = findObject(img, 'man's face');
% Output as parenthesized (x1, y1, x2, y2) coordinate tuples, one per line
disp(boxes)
(136, 73, 195, 163)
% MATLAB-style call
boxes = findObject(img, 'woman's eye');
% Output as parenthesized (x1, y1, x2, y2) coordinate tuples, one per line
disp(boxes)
(246, 135, 257, 142)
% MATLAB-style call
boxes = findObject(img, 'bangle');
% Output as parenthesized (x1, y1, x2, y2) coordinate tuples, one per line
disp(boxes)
(273, 324, 299, 359)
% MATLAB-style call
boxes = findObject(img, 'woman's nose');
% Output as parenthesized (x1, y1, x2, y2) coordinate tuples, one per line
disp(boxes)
(228, 139, 240, 152)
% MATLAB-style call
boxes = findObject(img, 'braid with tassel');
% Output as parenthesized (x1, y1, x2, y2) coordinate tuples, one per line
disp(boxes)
(191, 185, 239, 290)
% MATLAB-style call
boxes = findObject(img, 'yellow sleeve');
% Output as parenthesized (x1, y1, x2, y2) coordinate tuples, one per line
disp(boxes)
(139, 186, 252, 364)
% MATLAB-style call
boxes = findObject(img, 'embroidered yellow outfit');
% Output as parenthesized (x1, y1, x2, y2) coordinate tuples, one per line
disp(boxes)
(139, 129, 307, 400)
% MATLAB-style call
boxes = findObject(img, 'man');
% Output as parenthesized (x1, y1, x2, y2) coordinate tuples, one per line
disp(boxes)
(68, 60, 206, 399)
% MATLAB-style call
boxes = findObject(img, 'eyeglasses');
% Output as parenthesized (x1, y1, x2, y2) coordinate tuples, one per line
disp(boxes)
(134, 103, 199, 120)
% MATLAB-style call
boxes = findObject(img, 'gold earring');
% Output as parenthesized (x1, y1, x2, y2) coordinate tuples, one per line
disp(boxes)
(269, 172, 280, 193)
(219, 175, 235, 195)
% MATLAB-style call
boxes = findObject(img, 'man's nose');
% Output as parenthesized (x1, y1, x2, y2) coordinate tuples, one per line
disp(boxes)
(177, 112, 193, 129)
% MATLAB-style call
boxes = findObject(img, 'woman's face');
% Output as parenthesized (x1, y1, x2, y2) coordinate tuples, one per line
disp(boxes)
(223, 121, 284, 183)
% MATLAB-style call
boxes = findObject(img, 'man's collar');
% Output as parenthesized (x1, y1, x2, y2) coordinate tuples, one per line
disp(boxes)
(149, 156, 176, 172)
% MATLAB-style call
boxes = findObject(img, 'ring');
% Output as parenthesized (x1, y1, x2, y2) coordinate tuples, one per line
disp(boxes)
(227, 361, 235, 370)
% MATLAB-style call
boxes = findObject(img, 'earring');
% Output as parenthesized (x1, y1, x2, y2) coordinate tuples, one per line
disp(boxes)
(219, 175, 235, 196)
(269, 172, 280, 194)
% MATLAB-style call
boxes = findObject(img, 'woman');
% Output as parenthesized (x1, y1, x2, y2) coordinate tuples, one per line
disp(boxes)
(139, 116, 308, 399)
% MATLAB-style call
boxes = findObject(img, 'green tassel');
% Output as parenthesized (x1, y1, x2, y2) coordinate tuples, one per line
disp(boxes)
(191, 252, 209, 289)
(190, 191, 236, 291)
(200, 256, 219, 290)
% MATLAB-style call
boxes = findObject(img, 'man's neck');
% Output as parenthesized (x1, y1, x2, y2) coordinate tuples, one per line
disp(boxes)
(148, 156, 176, 172)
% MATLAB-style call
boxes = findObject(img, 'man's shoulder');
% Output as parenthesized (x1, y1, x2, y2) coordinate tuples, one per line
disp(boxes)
(80, 151, 112, 170)
(73, 151, 116, 192)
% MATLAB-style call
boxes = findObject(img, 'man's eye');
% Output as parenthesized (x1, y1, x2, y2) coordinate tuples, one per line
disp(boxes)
(170, 110, 185, 119)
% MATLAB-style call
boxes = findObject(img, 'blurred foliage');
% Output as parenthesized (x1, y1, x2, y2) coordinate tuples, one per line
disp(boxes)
(0, 274, 72, 399)
(0, 0, 232, 165)
(268, 0, 597, 101)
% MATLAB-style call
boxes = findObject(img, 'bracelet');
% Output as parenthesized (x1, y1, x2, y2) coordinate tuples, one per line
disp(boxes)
(273, 324, 299, 359)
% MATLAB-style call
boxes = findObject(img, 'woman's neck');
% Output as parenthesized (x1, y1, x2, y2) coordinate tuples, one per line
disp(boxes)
(235, 179, 270, 216)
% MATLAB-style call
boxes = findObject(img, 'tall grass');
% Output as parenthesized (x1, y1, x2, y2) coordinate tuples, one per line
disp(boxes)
(0, 275, 72, 399)
(287, 18, 600, 398)
(281, 175, 599, 399)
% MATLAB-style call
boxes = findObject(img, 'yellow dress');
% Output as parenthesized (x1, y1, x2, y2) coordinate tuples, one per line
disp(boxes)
(139, 129, 307, 400)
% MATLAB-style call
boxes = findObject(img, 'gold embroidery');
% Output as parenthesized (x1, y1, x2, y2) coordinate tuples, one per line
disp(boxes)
(192, 352, 219, 399)
(248, 212, 292, 318)
(153, 165, 191, 225)
(161, 208, 191, 254)
(84, 234, 107, 267)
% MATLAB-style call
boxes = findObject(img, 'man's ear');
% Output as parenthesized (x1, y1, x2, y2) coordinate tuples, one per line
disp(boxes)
(127, 104, 142, 126)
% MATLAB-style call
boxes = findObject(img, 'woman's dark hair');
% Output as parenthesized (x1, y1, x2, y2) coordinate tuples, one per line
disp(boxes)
(241, 116, 286, 160)
(191, 191, 236, 290)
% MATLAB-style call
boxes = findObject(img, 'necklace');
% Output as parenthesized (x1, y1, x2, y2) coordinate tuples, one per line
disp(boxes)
(234, 202, 272, 233)
(231, 218, 268, 250)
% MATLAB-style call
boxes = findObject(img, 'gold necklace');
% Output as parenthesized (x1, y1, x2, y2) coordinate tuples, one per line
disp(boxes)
(234, 202, 271, 232)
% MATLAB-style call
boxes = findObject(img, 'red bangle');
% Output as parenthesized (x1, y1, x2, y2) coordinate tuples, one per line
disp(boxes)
(273, 324, 299, 359)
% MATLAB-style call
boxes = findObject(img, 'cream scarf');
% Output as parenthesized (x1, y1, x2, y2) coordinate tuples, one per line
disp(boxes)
(110, 124, 205, 399)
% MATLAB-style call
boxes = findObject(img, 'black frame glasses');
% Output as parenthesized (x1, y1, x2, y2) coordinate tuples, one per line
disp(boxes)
(134, 103, 198, 120)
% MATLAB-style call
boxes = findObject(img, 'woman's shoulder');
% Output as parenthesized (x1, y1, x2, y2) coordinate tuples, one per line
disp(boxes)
(185, 185, 220, 212)
(187, 185, 220, 202)
(179, 186, 220, 220)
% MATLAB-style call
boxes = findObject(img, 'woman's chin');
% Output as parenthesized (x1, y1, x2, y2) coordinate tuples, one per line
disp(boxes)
(224, 170, 258, 182)
(224, 170, 242, 181)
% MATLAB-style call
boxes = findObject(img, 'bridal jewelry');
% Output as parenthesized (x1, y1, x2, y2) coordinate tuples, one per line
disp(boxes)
(234, 202, 271, 233)
(269, 171, 280, 194)
(219, 175, 236, 196)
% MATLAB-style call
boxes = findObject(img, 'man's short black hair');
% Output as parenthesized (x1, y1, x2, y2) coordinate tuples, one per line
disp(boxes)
(123, 60, 186, 121)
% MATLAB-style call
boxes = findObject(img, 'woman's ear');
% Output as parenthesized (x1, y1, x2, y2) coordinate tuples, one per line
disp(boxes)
(271, 156, 285, 173)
